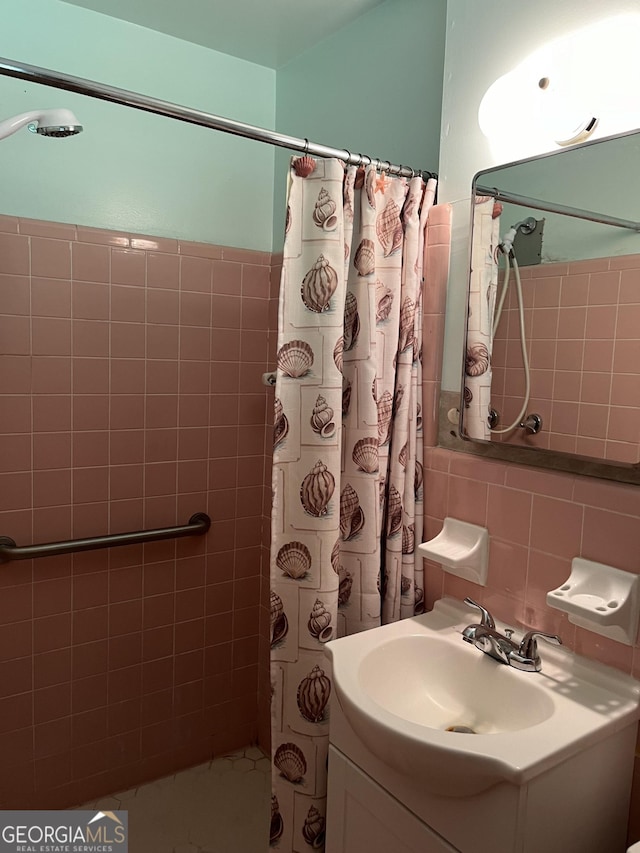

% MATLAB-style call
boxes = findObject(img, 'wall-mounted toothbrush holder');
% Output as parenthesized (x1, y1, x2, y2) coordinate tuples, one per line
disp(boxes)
(417, 517, 489, 586)
(547, 557, 640, 645)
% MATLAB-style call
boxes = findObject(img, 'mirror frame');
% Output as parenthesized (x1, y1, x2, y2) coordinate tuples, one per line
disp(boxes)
(443, 389, 640, 485)
(448, 131, 640, 485)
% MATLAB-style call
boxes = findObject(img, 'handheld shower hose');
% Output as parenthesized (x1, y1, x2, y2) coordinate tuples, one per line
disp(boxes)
(489, 238, 531, 435)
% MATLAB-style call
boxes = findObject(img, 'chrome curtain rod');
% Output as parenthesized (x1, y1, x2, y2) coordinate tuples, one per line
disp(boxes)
(0, 56, 436, 181)
(475, 184, 640, 232)
(0, 513, 211, 561)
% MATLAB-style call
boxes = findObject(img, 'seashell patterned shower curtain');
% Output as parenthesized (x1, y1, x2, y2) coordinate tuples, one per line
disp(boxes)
(463, 196, 500, 440)
(269, 157, 436, 851)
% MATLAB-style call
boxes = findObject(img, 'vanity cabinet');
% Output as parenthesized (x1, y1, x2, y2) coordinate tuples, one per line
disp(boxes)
(327, 746, 457, 853)
(326, 689, 636, 853)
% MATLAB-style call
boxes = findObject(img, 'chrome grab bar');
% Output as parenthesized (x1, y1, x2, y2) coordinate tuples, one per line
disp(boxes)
(0, 512, 211, 562)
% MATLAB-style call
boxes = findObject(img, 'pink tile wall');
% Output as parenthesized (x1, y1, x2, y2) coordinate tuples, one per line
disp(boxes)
(256, 256, 282, 756)
(422, 448, 640, 671)
(0, 214, 271, 808)
(491, 254, 640, 462)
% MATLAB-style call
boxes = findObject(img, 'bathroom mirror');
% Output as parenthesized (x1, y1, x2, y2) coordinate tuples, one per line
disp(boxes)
(459, 128, 640, 483)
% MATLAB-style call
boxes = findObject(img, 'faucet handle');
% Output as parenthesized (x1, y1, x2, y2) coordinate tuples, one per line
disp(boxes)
(463, 597, 495, 629)
(518, 630, 562, 659)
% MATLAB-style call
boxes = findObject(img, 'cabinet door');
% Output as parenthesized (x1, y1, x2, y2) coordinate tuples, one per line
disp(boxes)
(326, 747, 459, 853)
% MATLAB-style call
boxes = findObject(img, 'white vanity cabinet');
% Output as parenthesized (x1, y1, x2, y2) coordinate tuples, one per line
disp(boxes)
(326, 689, 636, 853)
(327, 746, 457, 853)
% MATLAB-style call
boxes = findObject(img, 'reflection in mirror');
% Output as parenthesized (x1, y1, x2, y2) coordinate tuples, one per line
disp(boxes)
(462, 130, 640, 469)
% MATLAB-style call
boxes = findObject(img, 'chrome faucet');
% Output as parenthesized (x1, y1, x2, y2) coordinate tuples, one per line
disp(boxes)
(462, 597, 562, 672)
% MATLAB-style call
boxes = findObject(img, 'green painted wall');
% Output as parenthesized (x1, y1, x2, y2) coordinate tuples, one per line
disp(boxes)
(0, 0, 446, 252)
(0, 0, 276, 250)
(273, 0, 447, 247)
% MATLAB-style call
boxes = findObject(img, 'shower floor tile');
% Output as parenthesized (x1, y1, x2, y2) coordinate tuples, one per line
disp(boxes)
(78, 747, 270, 852)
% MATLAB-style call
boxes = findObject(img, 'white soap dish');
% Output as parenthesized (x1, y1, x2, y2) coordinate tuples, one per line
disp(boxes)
(417, 517, 489, 586)
(547, 557, 640, 645)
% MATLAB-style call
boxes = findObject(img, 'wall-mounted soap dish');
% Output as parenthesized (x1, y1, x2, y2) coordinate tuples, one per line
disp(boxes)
(417, 517, 489, 586)
(547, 557, 640, 645)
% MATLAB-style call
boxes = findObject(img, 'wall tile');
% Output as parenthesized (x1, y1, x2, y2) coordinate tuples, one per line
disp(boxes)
(32, 318, 71, 356)
(110, 359, 146, 395)
(33, 684, 68, 726)
(147, 253, 179, 289)
(447, 475, 488, 527)
(71, 243, 110, 284)
(581, 507, 640, 573)
(242, 265, 270, 298)
(72, 320, 110, 358)
(32, 279, 71, 318)
(147, 325, 178, 360)
(486, 484, 532, 545)
(72, 396, 109, 432)
(31, 239, 71, 280)
(71, 358, 108, 395)
(147, 288, 179, 324)
(181, 256, 213, 292)
(34, 648, 71, 689)
(0, 473, 31, 511)
(111, 285, 146, 323)
(212, 295, 241, 329)
(110, 322, 146, 359)
(0, 214, 271, 808)
(33, 470, 72, 508)
(33, 506, 72, 544)
(0, 233, 29, 275)
(180, 291, 211, 326)
(0, 216, 20, 234)
(111, 249, 145, 286)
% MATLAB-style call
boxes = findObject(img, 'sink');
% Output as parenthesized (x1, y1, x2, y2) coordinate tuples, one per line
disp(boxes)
(360, 634, 554, 734)
(325, 597, 640, 796)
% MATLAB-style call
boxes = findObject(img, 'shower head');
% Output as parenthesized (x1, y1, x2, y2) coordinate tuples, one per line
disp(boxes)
(499, 217, 538, 255)
(0, 109, 83, 141)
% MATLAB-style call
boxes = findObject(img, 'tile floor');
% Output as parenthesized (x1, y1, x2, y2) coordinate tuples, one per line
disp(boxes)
(78, 747, 271, 852)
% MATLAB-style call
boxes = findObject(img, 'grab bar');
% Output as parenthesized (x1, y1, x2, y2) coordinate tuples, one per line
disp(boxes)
(0, 512, 211, 562)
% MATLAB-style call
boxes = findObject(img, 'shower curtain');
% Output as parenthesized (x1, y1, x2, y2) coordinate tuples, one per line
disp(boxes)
(463, 196, 500, 440)
(269, 157, 436, 851)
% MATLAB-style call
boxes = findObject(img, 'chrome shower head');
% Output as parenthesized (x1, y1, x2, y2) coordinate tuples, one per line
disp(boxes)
(34, 122, 82, 138)
(0, 109, 83, 141)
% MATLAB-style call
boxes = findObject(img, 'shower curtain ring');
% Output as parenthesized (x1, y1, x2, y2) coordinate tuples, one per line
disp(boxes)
(303, 138, 309, 154)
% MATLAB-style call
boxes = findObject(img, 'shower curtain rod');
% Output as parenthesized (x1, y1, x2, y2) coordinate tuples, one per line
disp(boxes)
(0, 56, 436, 181)
(475, 184, 640, 232)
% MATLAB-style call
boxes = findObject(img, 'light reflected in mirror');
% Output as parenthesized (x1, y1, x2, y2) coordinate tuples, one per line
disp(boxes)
(462, 130, 640, 468)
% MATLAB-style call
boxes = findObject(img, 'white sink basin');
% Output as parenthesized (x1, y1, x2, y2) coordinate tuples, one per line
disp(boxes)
(360, 634, 554, 734)
(325, 598, 640, 796)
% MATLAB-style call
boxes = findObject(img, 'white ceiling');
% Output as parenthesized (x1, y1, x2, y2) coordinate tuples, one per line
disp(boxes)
(60, 0, 388, 69)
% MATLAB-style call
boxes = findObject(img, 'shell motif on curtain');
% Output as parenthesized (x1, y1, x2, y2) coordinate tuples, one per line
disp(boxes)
(269, 157, 435, 852)
(463, 196, 500, 440)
